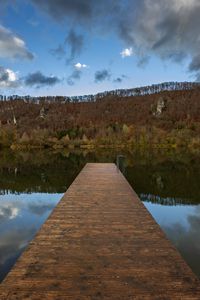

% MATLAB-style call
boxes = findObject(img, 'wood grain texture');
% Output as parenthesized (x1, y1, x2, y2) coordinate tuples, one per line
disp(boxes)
(0, 163, 200, 299)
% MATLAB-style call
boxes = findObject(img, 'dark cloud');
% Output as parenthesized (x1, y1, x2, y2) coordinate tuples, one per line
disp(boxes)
(113, 74, 127, 83)
(114, 77, 122, 83)
(50, 29, 84, 64)
(0, 68, 9, 82)
(25, 71, 60, 88)
(95, 69, 111, 83)
(65, 29, 84, 64)
(195, 73, 200, 83)
(116, 0, 200, 77)
(32, 0, 200, 79)
(31, 0, 93, 23)
(137, 56, 150, 68)
(189, 55, 200, 72)
(0, 25, 34, 60)
(0, 66, 19, 88)
(50, 44, 66, 60)
(189, 55, 200, 82)
(167, 52, 187, 64)
(31, 0, 121, 26)
(67, 69, 82, 86)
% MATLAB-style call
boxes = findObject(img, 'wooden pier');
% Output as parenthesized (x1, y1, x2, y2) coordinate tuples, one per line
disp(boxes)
(0, 163, 200, 299)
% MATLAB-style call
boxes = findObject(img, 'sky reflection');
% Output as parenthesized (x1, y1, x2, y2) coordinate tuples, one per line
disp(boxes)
(144, 201, 200, 277)
(0, 192, 62, 281)
(0, 150, 200, 281)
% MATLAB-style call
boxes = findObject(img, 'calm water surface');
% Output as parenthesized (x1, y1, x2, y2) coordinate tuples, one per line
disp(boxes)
(0, 149, 200, 281)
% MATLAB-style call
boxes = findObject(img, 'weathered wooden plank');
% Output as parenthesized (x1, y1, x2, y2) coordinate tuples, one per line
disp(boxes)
(0, 163, 200, 299)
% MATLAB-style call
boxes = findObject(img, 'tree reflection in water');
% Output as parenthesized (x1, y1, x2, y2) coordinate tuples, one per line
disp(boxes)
(0, 149, 200, 280)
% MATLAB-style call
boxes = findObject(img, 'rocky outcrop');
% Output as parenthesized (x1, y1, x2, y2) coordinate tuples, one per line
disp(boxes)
(39, 107, 48, 119)
(152, 97, 167, 116)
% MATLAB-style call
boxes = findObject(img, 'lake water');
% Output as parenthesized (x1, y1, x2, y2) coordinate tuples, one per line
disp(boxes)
(0, 149, 200, 281)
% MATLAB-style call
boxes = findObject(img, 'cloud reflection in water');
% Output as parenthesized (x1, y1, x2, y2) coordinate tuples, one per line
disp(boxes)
(0, 192, 62, 281)
(144, 200, 200, 278)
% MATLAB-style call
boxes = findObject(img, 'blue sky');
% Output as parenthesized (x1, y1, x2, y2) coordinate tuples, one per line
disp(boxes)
(0, 0, 199, 96)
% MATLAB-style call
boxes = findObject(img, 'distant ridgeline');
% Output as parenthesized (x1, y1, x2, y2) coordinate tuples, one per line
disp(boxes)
(1, 80, 200, 151)
(1, 81, 200, 103)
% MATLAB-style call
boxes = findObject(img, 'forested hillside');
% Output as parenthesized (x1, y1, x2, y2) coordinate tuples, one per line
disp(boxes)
(1, 87, 200, 151)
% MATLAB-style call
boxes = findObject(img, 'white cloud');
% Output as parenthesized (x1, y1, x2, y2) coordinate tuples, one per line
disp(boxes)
(173, 0, 197, 9)
(0, 66, 19, 88)
(117, 0, 200, 79)
(120, 47, 133, 58)
(0, 203, 20, 220)
(6, 69, 17, 82)
(0, 25, 34, 60)
(74, 62, 88, 69)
